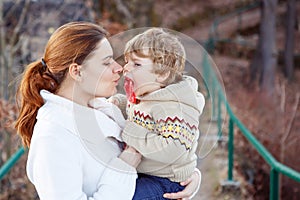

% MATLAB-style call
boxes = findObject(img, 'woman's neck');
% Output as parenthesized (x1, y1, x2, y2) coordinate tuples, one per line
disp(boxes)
(56, 83, 90, 107)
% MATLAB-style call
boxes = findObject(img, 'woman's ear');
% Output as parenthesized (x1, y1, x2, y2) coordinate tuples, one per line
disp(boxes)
(68, 63, 82, 81)
(156, 71, 170, 83)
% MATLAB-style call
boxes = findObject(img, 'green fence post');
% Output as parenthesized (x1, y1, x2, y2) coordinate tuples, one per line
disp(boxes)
(202, 51, 216, 121)
(211, 78, 217, 121)
(202, 52, 210, 100)
(270, 168, 279, 200)
(228, 117, 234, 181)
(217, 90, 222, 139)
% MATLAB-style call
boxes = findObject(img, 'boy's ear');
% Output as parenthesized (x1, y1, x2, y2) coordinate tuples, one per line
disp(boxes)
(68, 63, 82, 81)
(156, 71, 170, 83)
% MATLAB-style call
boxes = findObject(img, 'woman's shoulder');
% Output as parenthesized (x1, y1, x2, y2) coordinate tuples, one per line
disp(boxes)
(32, 118, 80, 147)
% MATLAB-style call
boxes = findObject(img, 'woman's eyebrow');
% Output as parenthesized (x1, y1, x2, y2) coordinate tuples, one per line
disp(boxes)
(102, 55, 113, 61)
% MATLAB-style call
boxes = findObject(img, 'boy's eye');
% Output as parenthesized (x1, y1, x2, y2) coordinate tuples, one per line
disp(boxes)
(134, 63, 141, 67)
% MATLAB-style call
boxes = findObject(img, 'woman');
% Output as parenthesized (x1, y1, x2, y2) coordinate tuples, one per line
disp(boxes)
(15, 21, 200, 199)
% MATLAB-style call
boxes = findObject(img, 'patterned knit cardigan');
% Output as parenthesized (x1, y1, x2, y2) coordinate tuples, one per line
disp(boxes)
(120, 76, 205, 182)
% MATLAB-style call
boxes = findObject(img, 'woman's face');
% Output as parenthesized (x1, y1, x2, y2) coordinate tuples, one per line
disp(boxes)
(79, 38, 122, 100)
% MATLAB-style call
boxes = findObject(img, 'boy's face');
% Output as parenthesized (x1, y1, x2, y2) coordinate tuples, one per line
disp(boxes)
(123, 53, 162, 97)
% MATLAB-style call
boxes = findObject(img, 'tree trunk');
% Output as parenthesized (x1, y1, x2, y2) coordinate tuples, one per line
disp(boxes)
(260, 0, 277, 96)
(249, 2, 263, 83)
(0, 0, 7, 100)
(284, 0, 296, 81)
(249, 0, 277, 96)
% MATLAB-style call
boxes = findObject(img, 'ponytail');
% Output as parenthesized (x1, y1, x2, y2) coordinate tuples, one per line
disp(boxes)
(15, 21, 107, 147)
(15, 61, 58, 147)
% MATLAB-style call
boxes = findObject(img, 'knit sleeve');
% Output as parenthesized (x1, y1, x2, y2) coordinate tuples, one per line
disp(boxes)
(155, 116, 198, 150)
(152, 102, 200, 151)
(122, 121, 181, 164)
(122, 112, 198, 164)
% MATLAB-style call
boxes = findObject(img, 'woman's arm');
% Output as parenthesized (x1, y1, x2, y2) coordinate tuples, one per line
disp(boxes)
(28, 133, 138, 200)
(163, 168, 201, 199)
(94, 156, 138, 200)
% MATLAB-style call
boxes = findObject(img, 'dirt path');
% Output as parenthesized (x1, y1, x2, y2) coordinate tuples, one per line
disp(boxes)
(192, 102, 229, 200)
(191, 100, 246, 200)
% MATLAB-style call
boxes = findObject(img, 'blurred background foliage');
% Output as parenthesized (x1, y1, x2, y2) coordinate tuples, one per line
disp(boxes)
(0, 0, 299, 199)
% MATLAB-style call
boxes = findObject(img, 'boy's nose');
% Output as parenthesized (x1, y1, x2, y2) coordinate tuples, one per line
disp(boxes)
(123, 63, 130, 74)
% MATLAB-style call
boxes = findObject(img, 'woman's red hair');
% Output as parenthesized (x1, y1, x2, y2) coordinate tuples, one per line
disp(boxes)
(15, 22, 107, 147)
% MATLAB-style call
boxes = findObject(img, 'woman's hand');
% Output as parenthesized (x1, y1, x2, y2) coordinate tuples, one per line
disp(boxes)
(163, 169, 201, 199)
(119, 146, 142, 168)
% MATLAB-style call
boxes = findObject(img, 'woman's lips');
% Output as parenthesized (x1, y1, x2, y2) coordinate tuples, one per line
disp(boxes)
(113, 78, 119, 85)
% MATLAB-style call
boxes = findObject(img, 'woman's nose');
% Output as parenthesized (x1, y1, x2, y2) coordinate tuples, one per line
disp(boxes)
(113, 61, 123, 73)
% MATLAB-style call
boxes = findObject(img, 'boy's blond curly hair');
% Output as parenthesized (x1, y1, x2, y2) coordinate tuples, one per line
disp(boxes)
(124, 28, 186, 85)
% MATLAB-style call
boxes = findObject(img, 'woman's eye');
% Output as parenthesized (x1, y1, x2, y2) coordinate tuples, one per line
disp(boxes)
(103, 57, 114, 66)
(104, 61, 113, 66)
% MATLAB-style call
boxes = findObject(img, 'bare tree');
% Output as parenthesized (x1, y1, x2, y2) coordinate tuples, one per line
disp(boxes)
(0, 0, 30, 101)
(249, 0, 278, 96)
(98, 0, 154, 28)
(0, 0, 95, 101)
(283, 0, 296, 81)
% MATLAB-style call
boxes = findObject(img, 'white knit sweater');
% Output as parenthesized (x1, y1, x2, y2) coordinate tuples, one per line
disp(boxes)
(26, 90, 137, 200)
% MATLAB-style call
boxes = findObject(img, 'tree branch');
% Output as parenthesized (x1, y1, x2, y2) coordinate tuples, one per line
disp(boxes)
(113, 0, 134, 28)
(9, 0, 30, 49)
(280, 81, 285, 112)
(280, 92, 299, 162)
(284, 92, 300, 144)
(0, 0, 7, 97)
(3, 0, 22, 22)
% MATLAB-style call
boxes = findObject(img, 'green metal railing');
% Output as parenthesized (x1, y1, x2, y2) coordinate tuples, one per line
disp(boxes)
(208, 64, 300, 199)
(203, 48, 300, 200)
(201, 1, 300, 197)
(0, 146, 25, 180)
(205, 1, 260, 53)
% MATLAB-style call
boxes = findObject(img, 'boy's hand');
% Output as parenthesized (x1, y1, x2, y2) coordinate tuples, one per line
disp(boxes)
(88, 98, 125, 129)
(107, 96, 120, 106)
(119, 146, 141, 168)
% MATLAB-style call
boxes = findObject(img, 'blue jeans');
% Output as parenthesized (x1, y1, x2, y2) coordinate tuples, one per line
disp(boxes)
(133, 173, 185, 200)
